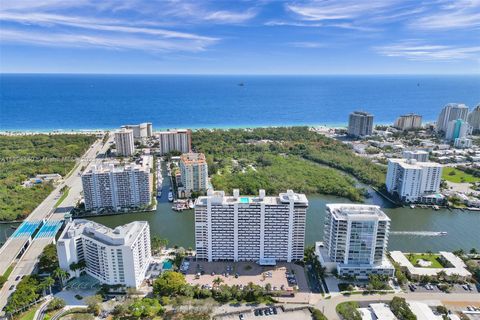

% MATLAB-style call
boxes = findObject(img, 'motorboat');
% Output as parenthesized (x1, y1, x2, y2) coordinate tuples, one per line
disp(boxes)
(168, 192, 174, 202)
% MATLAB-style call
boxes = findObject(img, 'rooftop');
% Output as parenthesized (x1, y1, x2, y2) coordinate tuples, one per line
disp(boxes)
(195, 189, 308, 207)
(370, 303, 397, 320)
(83, 161, 148, 175)
(351, 111, 373, 116)
(180, 152, 207, 164)
(115, 128, 133, 134)
(390, 251, 472, 277)
(156, 129, 190, 134)
(326, 203, 390, 221)
(59, 219, 149, 247)
(407, 301, 442, 320)
(388, 158, 441, 168)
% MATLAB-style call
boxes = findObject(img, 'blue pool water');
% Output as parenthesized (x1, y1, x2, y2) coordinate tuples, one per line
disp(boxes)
(239, 197, 250, 203)
(162, 261, 173, 270)
(1, 74, 479, 131)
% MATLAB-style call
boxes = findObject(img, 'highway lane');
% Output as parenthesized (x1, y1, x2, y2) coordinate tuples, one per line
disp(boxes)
(0, 134, 112, 313)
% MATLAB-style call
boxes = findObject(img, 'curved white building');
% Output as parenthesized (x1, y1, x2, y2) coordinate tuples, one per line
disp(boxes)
(57, 220, 151, 288)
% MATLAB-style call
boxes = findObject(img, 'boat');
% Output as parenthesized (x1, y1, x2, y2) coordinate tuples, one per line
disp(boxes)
(410, 204, 416, 209)
(188, 200, 194, 209)
(433, 205, 440, 211)
(172, 199, 189, 211)
(440, 231, 448, 235)
(168, 192, 174, 202)
(156, 190, 162, 198)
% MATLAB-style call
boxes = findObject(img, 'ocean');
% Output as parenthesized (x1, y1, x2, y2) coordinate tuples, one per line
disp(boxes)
(1, 74, 479, 131)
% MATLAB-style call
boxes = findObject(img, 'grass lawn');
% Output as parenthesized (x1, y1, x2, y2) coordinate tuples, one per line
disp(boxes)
(3, 265, 14, 278)
(54, 187, 70, 208)
(18, 307, 38, 320)
(442, 167, 480, 183)
(407, 254, 445, 268)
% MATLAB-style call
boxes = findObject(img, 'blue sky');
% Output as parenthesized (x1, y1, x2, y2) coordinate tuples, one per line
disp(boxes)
(1, 0, 479, 74)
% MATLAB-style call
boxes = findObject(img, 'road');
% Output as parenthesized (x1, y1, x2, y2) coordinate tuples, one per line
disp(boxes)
(313, 291, 480, 320)
(0, 134, 112, 313)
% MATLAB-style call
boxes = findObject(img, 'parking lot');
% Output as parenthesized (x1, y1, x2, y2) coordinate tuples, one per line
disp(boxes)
(408, 282, 479, 294)
(184, 261, 309, 293)
(215, 306, 312, 320)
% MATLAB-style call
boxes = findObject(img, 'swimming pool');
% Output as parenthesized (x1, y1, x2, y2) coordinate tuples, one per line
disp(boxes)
(162, 261, 173, 270)
(239, 197, 250, 204)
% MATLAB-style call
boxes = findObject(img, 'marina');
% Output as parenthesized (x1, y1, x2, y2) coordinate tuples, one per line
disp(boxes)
(1, 172, 479, 253)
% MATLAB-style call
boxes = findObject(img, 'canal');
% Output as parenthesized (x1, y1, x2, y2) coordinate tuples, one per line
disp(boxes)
(1, 164, 479, 252)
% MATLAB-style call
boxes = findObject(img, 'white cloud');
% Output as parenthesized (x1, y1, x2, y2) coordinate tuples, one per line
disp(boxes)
(375, 41, 480, 61)
(0, 1, 222, 52)
(0, 12, 217, 41)
(289, 41, 325, 48)
(204, 9, 258, 23)
(410, 0, 480, 30)
(286, 1, 400, 21)
(0, 28, 213, 52)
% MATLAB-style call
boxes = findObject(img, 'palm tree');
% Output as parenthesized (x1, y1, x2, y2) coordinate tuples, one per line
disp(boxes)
(470, 248, 478, 255)
(212, 277, 223, 287)
(437, 271, 447, 282)
(42, 277, 55, 295)
(53, 267, 69, 288)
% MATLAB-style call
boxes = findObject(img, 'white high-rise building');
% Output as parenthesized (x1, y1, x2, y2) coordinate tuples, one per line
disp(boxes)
(436, 103, 469, 133)
(82, 162, 152, 212)
(156, 129, 191, 155)
(445, 119, 472, 141)
(467, 105, 480, 132)
(121, 123, 153, 140)
(195, 189, 308, 263)
(179, 153, 208, 195)
(317, 204, 394, 279)
(402, 150, 429, 162)
(57, 219, 151, 288)
(394, 114, 422, 131)
(386, 158, 442, 203)
(115, 128, 135, 156)
(454, 137, 472, 149)
(348, 111, 374, 137)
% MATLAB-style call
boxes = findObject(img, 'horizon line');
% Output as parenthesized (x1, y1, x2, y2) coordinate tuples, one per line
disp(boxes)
(1, 72, 480, 76)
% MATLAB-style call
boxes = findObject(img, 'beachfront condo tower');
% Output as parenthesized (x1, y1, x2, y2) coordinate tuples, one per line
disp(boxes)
(348, 111, 374, 137)
(115, 128, 135, 156)
(57, 219, 151, 288)
(82, 162, 152, 212)
(316, 204, 394, 279)
(194, 189, 308, 264)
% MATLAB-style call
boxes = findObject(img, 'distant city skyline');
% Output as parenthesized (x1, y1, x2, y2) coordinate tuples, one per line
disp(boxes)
(1, 0, 479, 74)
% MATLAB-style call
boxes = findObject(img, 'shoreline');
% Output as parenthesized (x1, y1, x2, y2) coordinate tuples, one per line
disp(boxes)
(0, 120, 436, 134)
